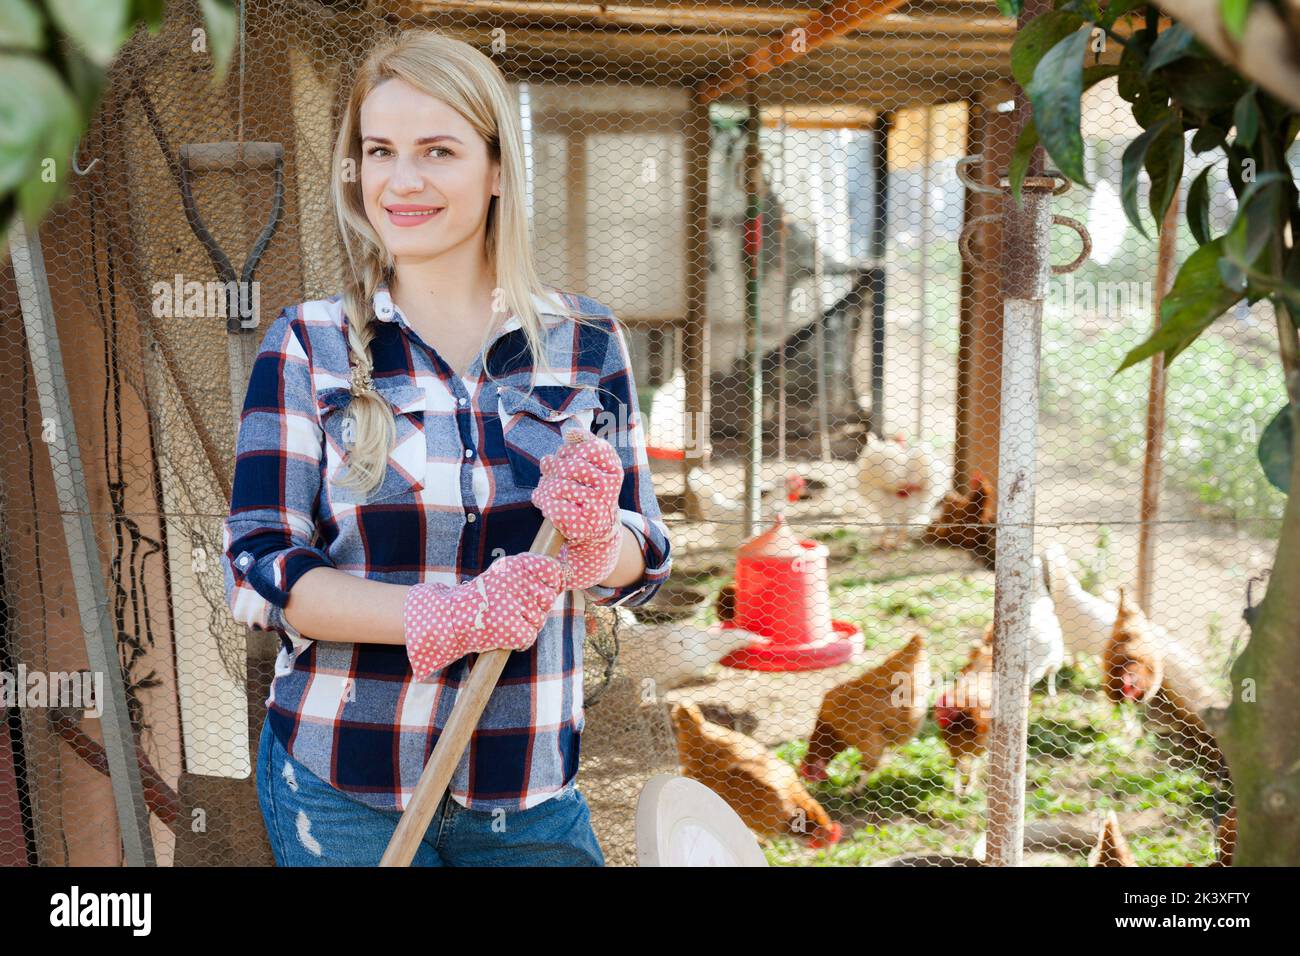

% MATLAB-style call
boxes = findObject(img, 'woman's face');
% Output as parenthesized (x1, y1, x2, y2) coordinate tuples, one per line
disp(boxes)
(358, 77, 500, 265)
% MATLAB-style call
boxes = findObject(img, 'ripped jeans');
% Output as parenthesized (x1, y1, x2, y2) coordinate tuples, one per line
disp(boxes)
(254, 715, 605, 866)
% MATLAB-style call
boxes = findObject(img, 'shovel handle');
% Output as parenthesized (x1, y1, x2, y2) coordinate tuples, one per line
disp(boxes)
(379, 517, 566, 866)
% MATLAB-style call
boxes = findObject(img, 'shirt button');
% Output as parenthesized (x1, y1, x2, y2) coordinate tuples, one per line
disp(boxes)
(464, 448, 474, 458)
(467, 512, 477, 523)
(458, 397, 468, 407)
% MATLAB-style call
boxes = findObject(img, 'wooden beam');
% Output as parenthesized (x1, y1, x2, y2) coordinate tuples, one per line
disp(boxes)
(393, 0, 1016, 35)
(695, 0, 916, 103)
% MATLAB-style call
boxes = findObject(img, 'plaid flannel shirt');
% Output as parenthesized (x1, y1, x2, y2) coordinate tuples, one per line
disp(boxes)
(221, 284, 672, 812)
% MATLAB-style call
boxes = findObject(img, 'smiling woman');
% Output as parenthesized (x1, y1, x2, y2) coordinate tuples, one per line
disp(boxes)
(221, 28, 673, 867)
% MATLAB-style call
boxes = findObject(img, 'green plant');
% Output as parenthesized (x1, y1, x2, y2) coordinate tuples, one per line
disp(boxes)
(0, 0, 235, 242)
(1009, 1, 1300, 865)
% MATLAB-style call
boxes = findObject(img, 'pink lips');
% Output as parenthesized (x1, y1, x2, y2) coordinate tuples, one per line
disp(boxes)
(385, 204, 444, 227)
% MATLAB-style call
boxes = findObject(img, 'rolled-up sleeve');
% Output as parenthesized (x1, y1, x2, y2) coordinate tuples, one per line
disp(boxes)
(222, 304, 334, 637)
(583, 315, 673, 608)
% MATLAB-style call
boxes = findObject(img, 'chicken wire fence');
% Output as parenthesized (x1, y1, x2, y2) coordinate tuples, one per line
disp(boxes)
(0, 0, 1275, 867)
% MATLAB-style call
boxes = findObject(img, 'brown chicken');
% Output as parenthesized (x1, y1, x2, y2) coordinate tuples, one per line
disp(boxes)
(922, 470, 997, 569)
(1103, 588, 1165, 707)
(799, 634, 930, 783)
(934, 637, 994, 795)
(1088, 811, 1138, 866)
(671, 702, 843, 848)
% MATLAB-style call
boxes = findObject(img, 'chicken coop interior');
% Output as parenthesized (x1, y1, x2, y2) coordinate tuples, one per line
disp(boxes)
(1, 0, 1279, 867)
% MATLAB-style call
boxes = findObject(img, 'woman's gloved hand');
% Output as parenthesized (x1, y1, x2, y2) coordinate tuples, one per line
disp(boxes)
(531, 430, 625, 590)
(403, 552, 566, 682)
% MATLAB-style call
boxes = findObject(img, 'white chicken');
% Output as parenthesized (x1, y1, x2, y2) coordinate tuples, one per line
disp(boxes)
(1041, 543, 1221, 713)
(983, 554, 1065, 695)
(605, 605, 754, 691)
(858, 432, 946, 548)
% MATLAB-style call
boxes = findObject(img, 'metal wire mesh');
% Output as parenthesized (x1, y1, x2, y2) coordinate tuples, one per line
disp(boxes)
(1, 0, 1270, 867)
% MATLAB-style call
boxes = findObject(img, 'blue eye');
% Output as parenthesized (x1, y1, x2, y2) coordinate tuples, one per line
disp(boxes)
(365, 146, 451, 158)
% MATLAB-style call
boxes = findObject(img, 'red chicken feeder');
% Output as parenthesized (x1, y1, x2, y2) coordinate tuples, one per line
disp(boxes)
(718, 513, 861, 672)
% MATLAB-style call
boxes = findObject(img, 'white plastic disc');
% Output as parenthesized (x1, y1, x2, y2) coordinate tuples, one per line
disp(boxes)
(635, 774, 768, 867)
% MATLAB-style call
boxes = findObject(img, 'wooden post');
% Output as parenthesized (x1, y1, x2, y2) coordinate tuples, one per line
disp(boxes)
(1135, 192, 1180, 614)
(742, 85, 764, 539)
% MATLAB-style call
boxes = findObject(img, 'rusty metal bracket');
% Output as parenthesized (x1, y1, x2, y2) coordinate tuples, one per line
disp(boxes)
(956, 157, 1092, 279)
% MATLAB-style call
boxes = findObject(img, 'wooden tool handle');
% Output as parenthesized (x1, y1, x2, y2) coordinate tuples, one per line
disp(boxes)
(380, 518, 565, 867)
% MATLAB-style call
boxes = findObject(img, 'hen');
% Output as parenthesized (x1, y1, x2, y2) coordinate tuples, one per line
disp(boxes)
(798, 634, 930, 783)
(1044, 544, 1222, 713)
(859, 433, 945, 548)
(1104, 587, 1166, 709)
(934, 637, 995, 796)
(605, 605, 752, 690)
(1088, 811, 1138, 867)
(671, 701, 843, 848)
(1103, 589, 1225, 772)
(977, 556, 1065, 696)
(922, 470, 996, 568)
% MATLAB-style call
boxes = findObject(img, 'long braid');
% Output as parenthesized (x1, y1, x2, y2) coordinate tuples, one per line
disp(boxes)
(332, 258, 396, 497)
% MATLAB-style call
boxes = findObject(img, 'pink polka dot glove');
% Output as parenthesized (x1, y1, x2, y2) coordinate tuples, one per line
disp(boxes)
(403, 553, 566, 682)
(531, 430, 625, 591)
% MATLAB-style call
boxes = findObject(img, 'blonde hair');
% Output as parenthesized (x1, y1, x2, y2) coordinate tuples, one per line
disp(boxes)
(329, 28, 603, 497)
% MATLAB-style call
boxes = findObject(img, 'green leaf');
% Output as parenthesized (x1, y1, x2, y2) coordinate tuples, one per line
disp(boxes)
(1117, 32, 1149, 103)
(1008, 63, 1112, 206)
(1145, 24, 1201, 74)
(132, 0, 165, 33)
(1026, 24, 1093, 185)
(1116, 238, 1243, 371)
(1120, 114, 1172, 238)
(1161, 57, 1249, 113)
(199, 0, 237, 87)
(1186, 165, 1214, 245)
(1218, 257, 1247, 293)
(1258, 403, 1293, 494)
(1084, 62, 1121, 90)
(0, 0, 45, 50)
(1190, 124, 1226, 153)
(0, 54, 81, 227)
(1220, 0, 1252, 41)
(996, 0, 1023, 17)
(1232, 88, 1258, 147)
(1146, 120, 1185, 234)
(1222, 171, 1288, 273)
(45, 0, 130, 67)
(1011, 11, 1085, 90)
(1102, 0, 1147, 27)
(1009, 119, 1039, 206)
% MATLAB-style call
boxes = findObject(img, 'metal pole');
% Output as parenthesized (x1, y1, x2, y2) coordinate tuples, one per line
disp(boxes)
(809, 132, 832, 463)
(777, 107, 789, 467)
(8, 213, 156, 866)
(868, 111, 892, 440)
(743, 86, 764, 539)
(1136, 192, 1180, 614)
(983, 185, 1048, 867)
(916, 106, 933, 440)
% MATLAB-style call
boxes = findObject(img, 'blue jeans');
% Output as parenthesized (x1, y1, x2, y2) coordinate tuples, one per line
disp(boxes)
(254, 715, 605, 866)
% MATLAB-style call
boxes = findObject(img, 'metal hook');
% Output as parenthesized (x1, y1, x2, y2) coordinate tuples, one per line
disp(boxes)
(958, 213, 1002, 266)
(955, 153, 1001, 195)
(71, 137, 100, 175)
(1051, 215, 1092, 274)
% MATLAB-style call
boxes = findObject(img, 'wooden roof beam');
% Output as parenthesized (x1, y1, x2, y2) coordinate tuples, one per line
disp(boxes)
(694, 0, 915, 102)
(392, 0, 1016, 35)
